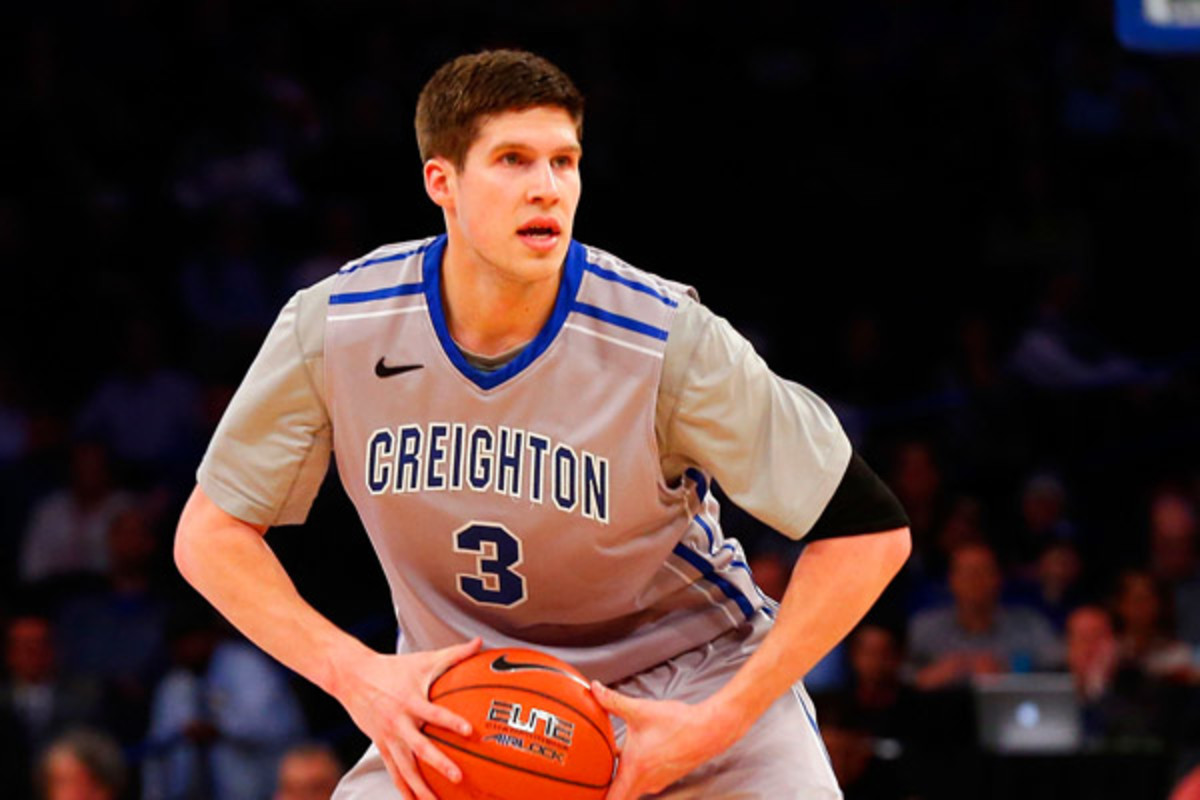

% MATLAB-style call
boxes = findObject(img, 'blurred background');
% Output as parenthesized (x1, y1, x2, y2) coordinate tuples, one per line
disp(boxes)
(2, 1, 1199, 798)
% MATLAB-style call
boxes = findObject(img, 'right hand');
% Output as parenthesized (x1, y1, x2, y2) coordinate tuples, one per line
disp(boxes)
(332, 637, 483, 800)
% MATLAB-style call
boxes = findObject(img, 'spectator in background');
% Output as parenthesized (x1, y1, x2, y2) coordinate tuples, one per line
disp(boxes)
(823, 624, 921, 741)
(1013, 540, 1087, 631)
(19, 441, 133, 584)
(1008, 472, 1077, 575)
(1066, 604, 1173, 748)
(1066, 606, 1119, 705)
(274, 742, 343, 800)
(142, 603, 306, 800)
(55, 506, 169, 744)
(177, 209, 277, 343)
(814, 699, 910, 800)
(907, 543, 1062, 689)
(1148, 490, 1200, 646)
(1111, 569, 1196, 684)
(1007, 268, 1147, 391)
(1, 611, 102, 762)
(1173, 763, 1200, 800)
(75, 318, 203, 487)
(889, 441, 946, 567)
(37, 727, 127, 800)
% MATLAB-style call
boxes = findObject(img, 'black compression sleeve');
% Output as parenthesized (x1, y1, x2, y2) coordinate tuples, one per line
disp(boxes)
(804, 452, 909, 541)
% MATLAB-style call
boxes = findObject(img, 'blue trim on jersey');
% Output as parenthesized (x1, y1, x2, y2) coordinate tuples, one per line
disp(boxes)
(570, 302, 669, 341)
(583, 261, 679, 307)
(338, 240, 437, 275)
(685, 467, 708, 503)
(672, 544, 756, 620)
(423, 236, 585, 391)
(329, 282, 424, 305)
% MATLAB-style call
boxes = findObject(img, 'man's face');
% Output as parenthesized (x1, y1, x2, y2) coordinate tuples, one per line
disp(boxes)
(427, 106, 582, 285)
(6, 617, 54, 683)
(850, 626, 900, 685)
(948, 545, 1001, 610)
(1066, 607, 1113, 676)
(274, 752, 342, 800)
(43, 750, 113, 800)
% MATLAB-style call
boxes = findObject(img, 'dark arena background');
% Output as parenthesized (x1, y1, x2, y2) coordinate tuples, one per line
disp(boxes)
(3, 2, 1200, 799)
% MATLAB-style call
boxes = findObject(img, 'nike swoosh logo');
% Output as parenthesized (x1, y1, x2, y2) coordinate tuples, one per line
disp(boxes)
(490, 655, 590, 689)
(375, 358, 424, 378)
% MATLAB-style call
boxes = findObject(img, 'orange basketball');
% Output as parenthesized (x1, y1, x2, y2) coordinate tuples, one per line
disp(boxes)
(417, 647, 617, 800)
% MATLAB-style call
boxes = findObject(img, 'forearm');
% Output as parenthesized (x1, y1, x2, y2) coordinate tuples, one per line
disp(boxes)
(174, 484, 372, 697)
(709, 527, 911, 729)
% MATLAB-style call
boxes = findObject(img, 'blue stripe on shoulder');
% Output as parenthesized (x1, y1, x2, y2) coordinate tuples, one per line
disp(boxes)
(672, 544, 756, 620)
(338, 240, 436, 275)
(329, 282, 424, 305)
(570, 302, 669, 341)
(583, 261, 679, 307)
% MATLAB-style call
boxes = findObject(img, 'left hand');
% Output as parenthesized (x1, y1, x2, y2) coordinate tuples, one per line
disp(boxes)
(591, 681, 743, 800)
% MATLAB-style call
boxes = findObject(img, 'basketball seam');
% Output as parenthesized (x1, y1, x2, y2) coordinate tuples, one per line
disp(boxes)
(429, 683, 617, 759)
(425, 732, 614, 790)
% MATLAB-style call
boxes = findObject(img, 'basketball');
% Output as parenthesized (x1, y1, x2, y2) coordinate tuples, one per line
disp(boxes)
(417, 647, 617, 800)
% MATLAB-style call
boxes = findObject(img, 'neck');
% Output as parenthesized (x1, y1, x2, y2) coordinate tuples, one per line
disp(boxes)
(440, 239, 561, 356)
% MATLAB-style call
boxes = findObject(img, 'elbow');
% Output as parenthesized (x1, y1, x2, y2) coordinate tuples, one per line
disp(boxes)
(885, 526, 912, 575)
(174, 504, 200, 586)
(173, 484, 221, 587)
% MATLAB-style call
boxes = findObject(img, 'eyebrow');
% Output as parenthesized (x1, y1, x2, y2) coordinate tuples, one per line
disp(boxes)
(489, 141, 582, 155)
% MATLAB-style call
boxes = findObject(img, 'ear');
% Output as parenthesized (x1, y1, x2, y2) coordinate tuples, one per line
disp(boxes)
(423, 157, 455, 210)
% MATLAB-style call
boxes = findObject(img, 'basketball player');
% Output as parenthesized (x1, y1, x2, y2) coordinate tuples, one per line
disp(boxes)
(175, 50, 911, 799)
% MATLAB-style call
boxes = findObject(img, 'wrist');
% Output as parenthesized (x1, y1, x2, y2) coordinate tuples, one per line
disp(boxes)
(320, 637, 376, 699)
(699, 685, 765, 746)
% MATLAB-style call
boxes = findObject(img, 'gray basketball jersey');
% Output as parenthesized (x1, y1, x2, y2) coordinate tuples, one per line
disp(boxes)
(324, 235, 771, 682)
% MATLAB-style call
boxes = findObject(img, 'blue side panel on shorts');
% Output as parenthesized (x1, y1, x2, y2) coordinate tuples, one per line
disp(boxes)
(672, 544, 756, 620)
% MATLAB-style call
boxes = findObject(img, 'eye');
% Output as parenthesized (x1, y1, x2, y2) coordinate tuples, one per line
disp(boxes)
(552, 155, 576, 169)
(500, 152, 523, 166)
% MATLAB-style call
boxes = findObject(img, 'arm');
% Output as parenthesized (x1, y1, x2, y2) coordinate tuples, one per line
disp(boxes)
(597, 297, 909, 797)
(594, 526, 910, 799)
(175, 485, 478, 800)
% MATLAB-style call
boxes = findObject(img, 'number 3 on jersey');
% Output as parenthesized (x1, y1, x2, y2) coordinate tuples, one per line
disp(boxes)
(453, 522, 527, 607)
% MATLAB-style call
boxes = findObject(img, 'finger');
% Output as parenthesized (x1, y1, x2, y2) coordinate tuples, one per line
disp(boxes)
(377, 746, 414, 800)
(390, 742, 438, 800)
(411, 733, 463, 784)
(413, 697, 473, 736)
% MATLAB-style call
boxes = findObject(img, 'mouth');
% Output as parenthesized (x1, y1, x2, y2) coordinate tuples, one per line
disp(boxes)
(517, 219, 562, 252)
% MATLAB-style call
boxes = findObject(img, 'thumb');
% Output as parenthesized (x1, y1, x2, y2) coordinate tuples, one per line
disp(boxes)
(591, 680, 635, 718)
(431, 637, 483, 677)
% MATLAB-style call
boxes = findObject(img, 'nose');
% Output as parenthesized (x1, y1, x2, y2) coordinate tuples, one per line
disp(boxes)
(526, 159, 560, 206)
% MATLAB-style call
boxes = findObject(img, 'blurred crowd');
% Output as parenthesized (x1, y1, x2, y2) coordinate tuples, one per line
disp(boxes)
(3, 1, 1200, 799)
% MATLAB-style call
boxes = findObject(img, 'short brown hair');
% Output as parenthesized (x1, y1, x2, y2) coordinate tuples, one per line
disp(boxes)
(415, 49, 584, 168)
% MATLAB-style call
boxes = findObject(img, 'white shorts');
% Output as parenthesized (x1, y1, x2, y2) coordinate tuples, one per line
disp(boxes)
(334, 614, 842, 799)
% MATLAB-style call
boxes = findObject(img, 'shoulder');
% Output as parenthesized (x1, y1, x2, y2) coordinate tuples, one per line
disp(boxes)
(290, 237, 438, 358)
(575, 242, 697, 308)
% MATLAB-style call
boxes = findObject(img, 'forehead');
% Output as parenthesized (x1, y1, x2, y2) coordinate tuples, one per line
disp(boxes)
(469, 106, 580, 152)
